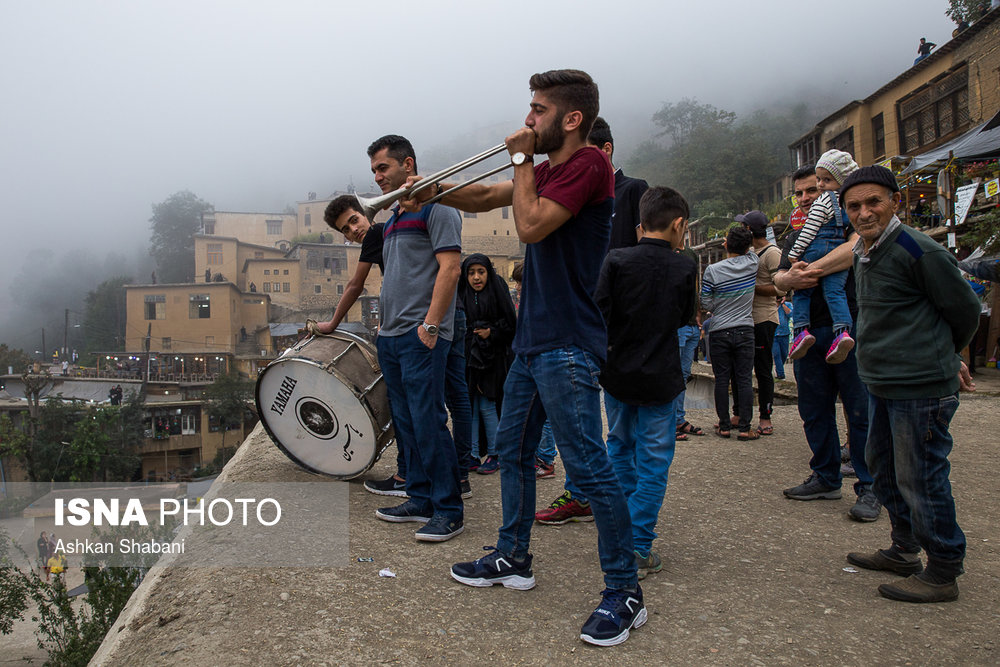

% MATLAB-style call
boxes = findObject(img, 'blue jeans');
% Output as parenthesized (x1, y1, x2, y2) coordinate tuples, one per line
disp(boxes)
(794, 232, 852, 332)
(535, 421, 556, 465)
(675, 324, 701, 427)
(471, 393, 499, 457)
(866, 393, 965, 575)
(377, 327, 462, 520)
(709, 326, 754, 432)
(495, 347, 636, 589)
(773, 330, 789, 378)
(605, 393, 678, 556)
(793, 325, 872, 494)
(398, 310, 473, 477)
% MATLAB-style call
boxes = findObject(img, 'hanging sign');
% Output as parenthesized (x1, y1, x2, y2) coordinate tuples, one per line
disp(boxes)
(954, 179, 981, 225)
(985, 178, 999, 198)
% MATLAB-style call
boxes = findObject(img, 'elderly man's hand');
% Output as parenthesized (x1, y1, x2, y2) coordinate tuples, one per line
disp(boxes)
(776, 261, 823, 290)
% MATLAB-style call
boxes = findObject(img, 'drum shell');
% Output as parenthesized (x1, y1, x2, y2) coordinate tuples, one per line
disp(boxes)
(255, 332, 393, 479)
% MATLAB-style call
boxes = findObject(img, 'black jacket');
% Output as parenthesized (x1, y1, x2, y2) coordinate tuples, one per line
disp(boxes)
(595, 238, 696, 405)
(458, 254, 516, 403)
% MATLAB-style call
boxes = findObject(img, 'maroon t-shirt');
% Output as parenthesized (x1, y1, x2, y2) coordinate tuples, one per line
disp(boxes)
(514, 146, 614, 359)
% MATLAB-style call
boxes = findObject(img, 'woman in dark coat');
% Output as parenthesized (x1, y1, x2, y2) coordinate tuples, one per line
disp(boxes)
(459, 254, 516, 474)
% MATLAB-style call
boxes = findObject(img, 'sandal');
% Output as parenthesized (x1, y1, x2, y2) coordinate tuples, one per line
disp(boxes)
(677, 421, 705, 436)
(757, 425, 774, 436)
(738, 430, 760, 441)
(714, 425, 731, 439)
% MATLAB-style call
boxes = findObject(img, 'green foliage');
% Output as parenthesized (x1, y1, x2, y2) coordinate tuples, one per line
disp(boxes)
(627, 99, 813, 221)
(0, 526, 30, 635)
(0, 343, 33, 374)
(206, 372, 254, 466)
(81, 276, 131, 362)
(945, 0, 991, 24)
(962, 208, 1000, 255)
(290, 232, 333, 245)
(149, 190, 213, 284)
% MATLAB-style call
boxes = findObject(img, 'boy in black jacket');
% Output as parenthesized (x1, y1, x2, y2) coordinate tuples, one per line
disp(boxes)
(594, 186, 696, 579)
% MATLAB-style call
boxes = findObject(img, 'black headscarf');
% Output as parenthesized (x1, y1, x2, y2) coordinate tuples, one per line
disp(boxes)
(458, 254, 517, 402)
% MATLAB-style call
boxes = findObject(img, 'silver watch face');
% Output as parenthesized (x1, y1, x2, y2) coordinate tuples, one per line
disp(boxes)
(511, 152, 527, 166)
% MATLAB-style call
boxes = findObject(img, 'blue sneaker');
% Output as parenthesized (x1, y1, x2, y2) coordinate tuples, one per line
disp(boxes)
(477, 455, 499, 475)
(415, 515, 464, 542)
(580, 586, 646, 647)
(451, 546, 536, 591)
(374, 500, 431, 523)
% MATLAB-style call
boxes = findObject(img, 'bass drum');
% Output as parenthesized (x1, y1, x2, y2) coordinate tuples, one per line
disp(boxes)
(255, 331, 393, 478)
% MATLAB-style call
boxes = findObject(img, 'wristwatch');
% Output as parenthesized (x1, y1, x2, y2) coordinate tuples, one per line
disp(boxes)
(511, 151, 532, 166)
(421, 322, 439, 336)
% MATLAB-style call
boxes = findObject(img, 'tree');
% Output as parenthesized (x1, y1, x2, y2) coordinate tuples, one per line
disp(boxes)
(149, 191, 213, 284)
(0, 343, 33, 374)
(627, 100, 813, 218)
(945, 0, 991, 25)
(205, 372, 254, 464)
(81, 276, 131, 362)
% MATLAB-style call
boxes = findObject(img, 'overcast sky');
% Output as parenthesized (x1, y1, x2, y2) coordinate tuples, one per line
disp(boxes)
(0, 1, 955, 345)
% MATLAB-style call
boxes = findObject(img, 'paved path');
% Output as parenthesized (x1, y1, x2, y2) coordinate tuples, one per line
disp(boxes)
(85, 376, 1000, 666)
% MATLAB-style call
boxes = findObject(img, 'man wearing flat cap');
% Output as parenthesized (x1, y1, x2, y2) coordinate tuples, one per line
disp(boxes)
(841, 165, 980, 603)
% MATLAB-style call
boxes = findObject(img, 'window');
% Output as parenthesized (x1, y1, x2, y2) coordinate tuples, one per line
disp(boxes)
(266, 219, 282, 235)
(305, 213, 311, 227)
(189, 294, 211, 319)
(283, 269, 289, 275)
(264, 269, 270, 275)
(203, 219, 215, 235)
(826, 127, 854, 156)
(263, 282, 271, 292)
(162, 337, 172, 350)
(502, 207, 509, 219)
(205, 336, 214, 346)
(254, 251, 264, 259)
(206, 243, 223, 266)
(314, 285, 322, 294)
(181, 413, 197, 435)
(144, 294, 165, 320)
(463, 211, 477, 219)
(283, 282, 290, 292)
(897, 68, 969, 153)
(337, 284, 344, 295)
(872, 113, 886, 159)
(273, 282, 280, 292)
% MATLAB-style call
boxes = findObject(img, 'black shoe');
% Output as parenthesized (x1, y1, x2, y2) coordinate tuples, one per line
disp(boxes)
(847, 549, 923, 576)
(580, 586, 647, 647)
(848, 488, 882, 522)
(374, 500, 431, 523)
(451, 547, 536, 590)
(364, 475, 407, 497)
(783, 472, 842, 500)
(415, 515, 464, 542)
(460, 479, 472, 499)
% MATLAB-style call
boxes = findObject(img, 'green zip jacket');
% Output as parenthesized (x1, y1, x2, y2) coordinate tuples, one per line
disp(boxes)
(853, 223, 980, 399)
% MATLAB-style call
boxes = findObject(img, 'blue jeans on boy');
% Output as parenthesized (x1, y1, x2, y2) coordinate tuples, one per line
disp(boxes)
(773, 330, 789, 379)
(377, 327, 463, 521)
(495, 346, 637, 589)
(605, 393, 678, 556)
(793, 225, 853, 332)
(471, 393, 499, 457)
(866, 392, 965, 577)
(535, 421, 556, 465)
(675, 324, 701, 428)
(793, 325, 873, 494)
(398, 310, 473, 477)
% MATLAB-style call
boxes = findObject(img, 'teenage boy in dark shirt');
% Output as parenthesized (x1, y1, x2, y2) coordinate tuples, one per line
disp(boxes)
(595, 186, 696, 580)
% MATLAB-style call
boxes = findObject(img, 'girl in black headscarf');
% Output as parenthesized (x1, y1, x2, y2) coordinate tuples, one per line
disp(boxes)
(459, 254, 517, 474)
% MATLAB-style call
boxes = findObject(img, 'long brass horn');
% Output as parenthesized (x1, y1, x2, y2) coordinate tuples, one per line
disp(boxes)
(355, 143, 510, 221)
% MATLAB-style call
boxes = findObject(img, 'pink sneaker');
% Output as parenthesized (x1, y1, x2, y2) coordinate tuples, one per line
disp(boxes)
(825, 331, 855, 364)
(788, 329, 815, 360)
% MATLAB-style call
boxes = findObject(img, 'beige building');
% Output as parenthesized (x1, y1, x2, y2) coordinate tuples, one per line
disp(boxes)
(201, 211, 300, 250)
(790, 11, 1000, 168)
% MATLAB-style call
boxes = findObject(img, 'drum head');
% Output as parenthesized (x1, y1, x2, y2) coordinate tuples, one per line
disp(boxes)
(256, 355, 379, 478)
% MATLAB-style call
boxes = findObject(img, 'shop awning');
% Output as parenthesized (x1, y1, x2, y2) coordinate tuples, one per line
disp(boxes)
(902, 110, 1000, 175)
